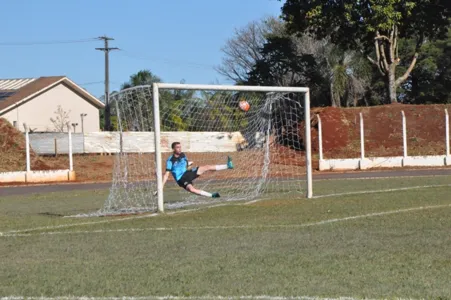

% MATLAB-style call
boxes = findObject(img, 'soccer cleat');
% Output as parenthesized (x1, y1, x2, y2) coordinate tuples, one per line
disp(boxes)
(212, 192, 221, 198)
(227, 156, 234, 169)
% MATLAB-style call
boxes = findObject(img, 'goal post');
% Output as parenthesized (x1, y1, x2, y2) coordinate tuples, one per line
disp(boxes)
(153, 83, 313, 212)
(98, 83, 313, 216)
(153, 83, 164, 212)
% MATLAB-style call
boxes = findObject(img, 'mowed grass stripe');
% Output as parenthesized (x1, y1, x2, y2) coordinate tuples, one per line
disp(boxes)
(0, 296, 421, 300)
(1, 202, 451, 238)
(1, 175, 451, 298)
(1, 206, 450, 297)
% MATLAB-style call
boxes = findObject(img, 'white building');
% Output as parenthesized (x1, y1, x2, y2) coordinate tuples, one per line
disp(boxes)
(0, 76, 105, 132)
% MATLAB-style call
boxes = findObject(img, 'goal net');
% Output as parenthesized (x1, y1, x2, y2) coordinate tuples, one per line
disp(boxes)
(100, 84, 312, 215)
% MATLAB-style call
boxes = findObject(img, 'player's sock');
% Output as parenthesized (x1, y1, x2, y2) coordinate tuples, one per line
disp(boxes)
(216, 157, 234, 170)
(227, 156, 234, 169)
(199, 190, 213, 197)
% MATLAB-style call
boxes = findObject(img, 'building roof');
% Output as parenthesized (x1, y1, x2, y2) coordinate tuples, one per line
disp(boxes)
(0, 78, 37, 90)
(0, 76, 105, 114)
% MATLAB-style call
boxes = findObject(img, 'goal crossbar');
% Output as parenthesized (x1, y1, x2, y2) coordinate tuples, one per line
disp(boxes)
(155, 83, 310, 93)
(152, 83, 313, 212)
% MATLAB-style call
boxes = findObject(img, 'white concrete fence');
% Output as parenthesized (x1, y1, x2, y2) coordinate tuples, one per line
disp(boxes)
(0, 130, 246, 183)
(318, 109, 451, 171)
(28, 131, 247, 155)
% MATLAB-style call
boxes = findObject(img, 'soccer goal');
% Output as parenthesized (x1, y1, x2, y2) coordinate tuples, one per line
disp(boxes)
(102, 83, 312, 215)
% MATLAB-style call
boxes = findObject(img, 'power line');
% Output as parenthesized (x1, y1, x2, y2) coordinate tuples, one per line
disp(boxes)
(118, 49, 216, 70)
(79, 80, 120, 86)
(0, 37, 100, 46)
(78, 81, 105, 86)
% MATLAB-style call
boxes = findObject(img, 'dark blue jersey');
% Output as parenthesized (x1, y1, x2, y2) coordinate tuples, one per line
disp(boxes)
(166, 153, 188, 181)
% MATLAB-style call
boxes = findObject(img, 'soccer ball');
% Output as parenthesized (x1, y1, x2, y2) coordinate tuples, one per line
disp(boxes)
(239, 100, 250, 112)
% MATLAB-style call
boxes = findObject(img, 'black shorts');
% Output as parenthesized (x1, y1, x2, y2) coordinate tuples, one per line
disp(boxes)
(176, 168, 199, 189)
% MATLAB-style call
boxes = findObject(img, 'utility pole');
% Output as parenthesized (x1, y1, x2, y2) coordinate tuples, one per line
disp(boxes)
(96, 36, 118, 131)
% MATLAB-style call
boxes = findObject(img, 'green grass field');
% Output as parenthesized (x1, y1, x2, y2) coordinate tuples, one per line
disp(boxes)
(1, 175, 451, 299)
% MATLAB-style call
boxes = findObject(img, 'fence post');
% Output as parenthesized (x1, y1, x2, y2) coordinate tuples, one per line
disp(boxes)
(401, 111, 407, 158)
(358, 112, 367, 170)
(23, 124, 31, 172)
(317, 114, 323, 162)
(360, 112, 365, 160)
(82, 133, 85, 154)
(54, 138, 58, 157)
(67, 124, 73, 172)
(304, 90, 313, 199)
(445, 109, 450, 166)
(446, 109, 450, 157)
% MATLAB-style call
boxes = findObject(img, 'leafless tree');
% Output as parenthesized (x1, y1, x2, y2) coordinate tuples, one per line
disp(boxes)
(216, 16, 283, 83)
(50, 105, 70, 132)
(218, 16, 371, 106)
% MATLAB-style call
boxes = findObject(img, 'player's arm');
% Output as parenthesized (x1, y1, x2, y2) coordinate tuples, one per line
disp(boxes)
(162, 171, 170, 187)
(154, 160, 172, 196)
(163, 158, 173, 188)
(154, 170, 171, 196)
(184, 155, 194, 170)
(154, 170, 170, 196)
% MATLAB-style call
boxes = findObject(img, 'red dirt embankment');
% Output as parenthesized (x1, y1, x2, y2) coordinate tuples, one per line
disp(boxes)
(0, 118, 65, 172)
(1, 104, 449, 183)
(311, 104, 451, 158)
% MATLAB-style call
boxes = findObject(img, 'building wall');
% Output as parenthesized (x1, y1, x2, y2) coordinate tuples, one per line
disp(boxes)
(2, 83, 101, 132)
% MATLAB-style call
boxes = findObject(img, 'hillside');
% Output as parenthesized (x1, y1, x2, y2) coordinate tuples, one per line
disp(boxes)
(311, 104, 451, 159)
(1, 104, 450, 181)
(0, 118, 58, 172)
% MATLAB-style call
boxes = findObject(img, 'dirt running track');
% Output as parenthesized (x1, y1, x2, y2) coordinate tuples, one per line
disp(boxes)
(1, 168, 451, 197)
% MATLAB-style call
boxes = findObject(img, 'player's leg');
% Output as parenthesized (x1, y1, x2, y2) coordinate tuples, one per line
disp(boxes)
(197, 156, 234, 175)
(176, 170, 220, 198)
(185, 184, 220, 198)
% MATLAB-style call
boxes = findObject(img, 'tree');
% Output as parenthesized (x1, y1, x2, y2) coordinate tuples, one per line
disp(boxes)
(281, 0, 451, 103)
(99, 109, 118, 131)
(121, 69, 162, 89)
(120, 70, 199, 131)
(400, 27, 451, 104)
(50, 105, 70, 132)
(247, 33, 371, 107)
(116, 70, 162, 131)
(248, 36, 321, 88)
(216, 16, 284, 83)
(324, 47, 372, 107)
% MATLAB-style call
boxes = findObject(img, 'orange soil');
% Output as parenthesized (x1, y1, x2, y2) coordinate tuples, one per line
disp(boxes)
(310, 104, 451, 158)
(1, 104, 450, 185)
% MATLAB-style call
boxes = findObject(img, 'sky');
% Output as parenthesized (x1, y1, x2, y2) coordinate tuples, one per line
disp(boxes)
(0, 0, 282, 98)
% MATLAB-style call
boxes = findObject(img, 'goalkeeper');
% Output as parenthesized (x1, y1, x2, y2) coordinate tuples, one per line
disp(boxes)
(161, 142, 234, 198)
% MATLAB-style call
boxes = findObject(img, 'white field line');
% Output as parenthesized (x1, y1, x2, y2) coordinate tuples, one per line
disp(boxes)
(0, 203, 235, 236)
(245, 183, 451, 205)
(2, 183, 450, 237)
(312, 184, 451, 199)
(0, 296, 420, 300)
(1, 213, 160, 234)
(313, 173, 451, 181)
(1, 203, 450, 238)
